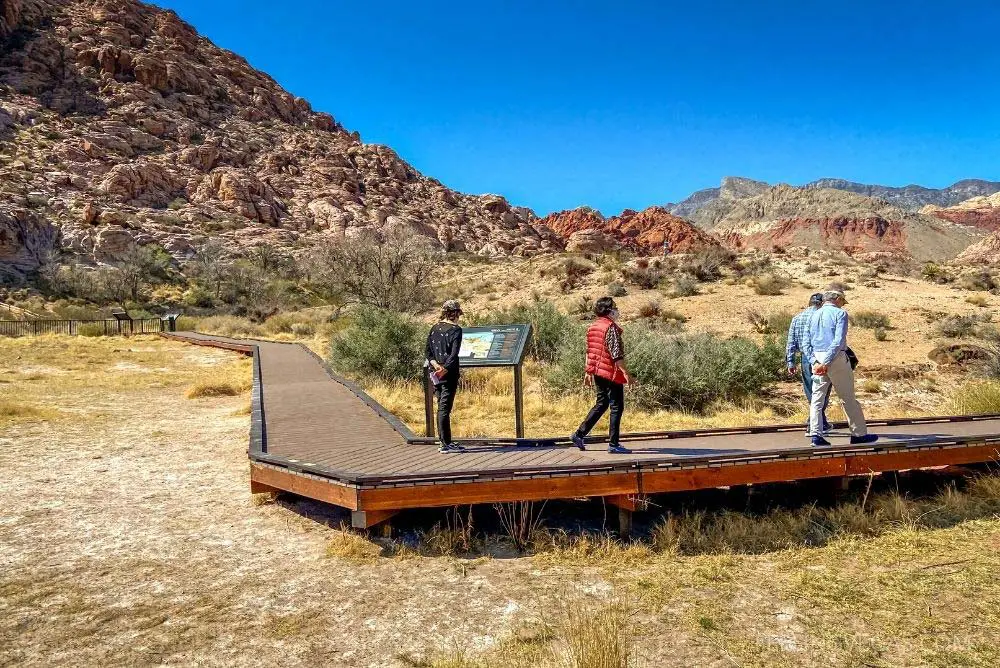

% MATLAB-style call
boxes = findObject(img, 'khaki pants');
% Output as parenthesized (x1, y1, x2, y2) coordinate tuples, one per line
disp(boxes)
(810, 351, 867, 437)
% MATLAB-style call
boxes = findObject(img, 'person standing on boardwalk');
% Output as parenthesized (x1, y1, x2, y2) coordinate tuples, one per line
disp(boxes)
(807, 290, 878, 447)
(787, 292, 831, 435)
(571, 296, 632, 454)
(427, 300, 465, 453)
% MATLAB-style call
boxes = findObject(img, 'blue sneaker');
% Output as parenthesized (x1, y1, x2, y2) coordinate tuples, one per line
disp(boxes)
(608, 444, 632, 454)
(811, 436, 831, 447)
(850, 434, 879, 445)
(570, 432, 586, 451)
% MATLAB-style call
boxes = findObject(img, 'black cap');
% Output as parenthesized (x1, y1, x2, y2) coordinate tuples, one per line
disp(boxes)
(809, 293, 823, 307)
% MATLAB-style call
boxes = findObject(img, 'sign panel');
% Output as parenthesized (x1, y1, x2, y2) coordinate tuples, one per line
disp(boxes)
(458, 324, 531, 366)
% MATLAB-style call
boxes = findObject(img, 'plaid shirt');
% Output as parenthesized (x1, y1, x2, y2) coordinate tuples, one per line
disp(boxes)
(786, 307, 815, 367)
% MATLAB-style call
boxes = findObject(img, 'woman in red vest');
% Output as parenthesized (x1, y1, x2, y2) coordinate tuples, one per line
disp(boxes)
(571, 296, 632, 454)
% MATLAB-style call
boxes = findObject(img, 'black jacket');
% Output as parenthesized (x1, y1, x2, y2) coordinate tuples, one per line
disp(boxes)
(426, 321, 462, 376)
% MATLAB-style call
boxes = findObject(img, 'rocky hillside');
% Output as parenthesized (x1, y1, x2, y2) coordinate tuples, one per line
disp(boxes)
(540, 205, 722, 255)
(0, 0, 561, 282)
(954, 231, 1000, 265)
(708, 185, 983, 261)
(922, 192, 1000, 232)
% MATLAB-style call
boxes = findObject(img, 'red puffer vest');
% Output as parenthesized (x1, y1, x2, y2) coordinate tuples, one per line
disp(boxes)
(585, 316, 627, 384)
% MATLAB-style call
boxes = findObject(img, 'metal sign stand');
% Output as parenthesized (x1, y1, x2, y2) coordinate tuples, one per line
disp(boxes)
(423, 324, 532, 441)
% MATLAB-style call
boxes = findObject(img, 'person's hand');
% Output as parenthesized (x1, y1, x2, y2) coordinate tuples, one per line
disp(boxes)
(621, 371, 632, 384)
(583, 373, 594, 387)
(813, 363, 828, 376)
(787, 366, 797, 376)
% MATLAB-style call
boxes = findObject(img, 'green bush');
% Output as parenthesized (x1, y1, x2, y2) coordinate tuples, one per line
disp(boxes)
(473, 299, 581, 364)
(874, 327, 888, 342)
(669, 274, 699, 298)
(852, 310, 892, 329)
(606, 282, 628, 297)
(937, 313, 992, 339)
(680, 246, 734, 282)
(77, 323, 106, 337)
(751, 273, 789, 296)
(331, 307, 427, 382)
(548, 327, 784, 413)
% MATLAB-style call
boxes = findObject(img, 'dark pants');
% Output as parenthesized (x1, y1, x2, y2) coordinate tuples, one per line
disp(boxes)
(435, 376, 459, 445)
(576, 376, 625, 445)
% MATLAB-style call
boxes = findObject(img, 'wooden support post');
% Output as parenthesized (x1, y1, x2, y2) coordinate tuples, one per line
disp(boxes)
(351, 508, 399, 530)
(250, 480, 281, 495)
(606, 494, 638, 538)
(514, 364, 525, 439)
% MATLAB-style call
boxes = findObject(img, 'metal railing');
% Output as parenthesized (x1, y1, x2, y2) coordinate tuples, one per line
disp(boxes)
(0, 317, 178, 337)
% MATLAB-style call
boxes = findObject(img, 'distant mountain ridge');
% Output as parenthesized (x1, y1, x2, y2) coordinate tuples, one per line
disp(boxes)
(668, 177, 1000, 221)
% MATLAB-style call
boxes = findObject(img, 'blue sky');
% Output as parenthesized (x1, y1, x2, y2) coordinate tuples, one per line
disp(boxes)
(153, 1, 1000, 215)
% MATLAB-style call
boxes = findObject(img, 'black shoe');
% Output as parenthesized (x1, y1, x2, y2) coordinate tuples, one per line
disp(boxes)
(608, 444, 632, 454)
(822, 420, 833, 433)
(850, 434, 878, 445)
(811, 436, 831, 447)
(438, 442, 465, 453)
(570, 432, 586, 451)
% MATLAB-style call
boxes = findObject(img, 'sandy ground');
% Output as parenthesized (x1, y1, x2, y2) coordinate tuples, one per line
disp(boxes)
(3, 337, 1000, 668)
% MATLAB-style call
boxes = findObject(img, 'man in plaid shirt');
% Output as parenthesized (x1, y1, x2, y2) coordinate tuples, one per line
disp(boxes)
(787, 293, 831, 434)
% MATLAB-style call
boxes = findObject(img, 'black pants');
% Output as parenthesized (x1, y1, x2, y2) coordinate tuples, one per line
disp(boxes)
(435, 376, 459, 445)
(576, 376, 625, 445)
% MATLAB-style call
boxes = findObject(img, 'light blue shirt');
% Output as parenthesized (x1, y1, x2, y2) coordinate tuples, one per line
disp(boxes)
(807, 303, 849, 366)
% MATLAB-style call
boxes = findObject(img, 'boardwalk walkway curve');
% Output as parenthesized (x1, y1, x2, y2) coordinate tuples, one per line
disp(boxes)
(164, 332, 1000, 529)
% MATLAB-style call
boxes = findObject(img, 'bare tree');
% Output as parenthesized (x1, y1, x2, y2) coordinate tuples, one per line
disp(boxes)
(307, 232, 438, 312)
(189, 239, 230, 298)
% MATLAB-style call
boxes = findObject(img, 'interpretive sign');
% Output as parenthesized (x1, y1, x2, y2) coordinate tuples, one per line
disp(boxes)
(424, 323, 533, 440)
(458, 324, 531, 367)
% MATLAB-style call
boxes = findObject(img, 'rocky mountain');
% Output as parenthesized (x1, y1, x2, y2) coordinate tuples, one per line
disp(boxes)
(708, 184, 983, 261)
(540, 205, 722, 255)
(672, 177, 1000, 225)
(804, 178, 1000, 211)
(922, 192, 1000, 232)
(0, 0, 562, 282)
(954, 230, 1000, 265)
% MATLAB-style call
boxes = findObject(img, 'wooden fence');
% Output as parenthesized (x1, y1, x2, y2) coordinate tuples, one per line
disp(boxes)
(0, 317, 177, 337)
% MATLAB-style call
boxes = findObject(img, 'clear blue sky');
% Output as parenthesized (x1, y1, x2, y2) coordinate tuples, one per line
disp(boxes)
(153, 0, 1000, 215)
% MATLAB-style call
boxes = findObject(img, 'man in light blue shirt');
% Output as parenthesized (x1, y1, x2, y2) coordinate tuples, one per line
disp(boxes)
(786, 293, 830, 434)
(806, 290, 878, 446)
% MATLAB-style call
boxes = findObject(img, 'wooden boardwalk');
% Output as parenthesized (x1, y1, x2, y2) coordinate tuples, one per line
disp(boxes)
(165, 332, 1000, 529)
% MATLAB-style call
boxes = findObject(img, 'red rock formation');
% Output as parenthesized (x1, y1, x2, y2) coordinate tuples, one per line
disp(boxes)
(930, 208, 1000, 232)
(955, 232, 1000, 265)
(541, 206, 723, 254)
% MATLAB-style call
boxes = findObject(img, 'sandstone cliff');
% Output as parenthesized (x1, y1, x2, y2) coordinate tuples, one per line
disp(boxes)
(540, 205, 722, 255)
(0, 0, 561, 282)
(922, 192, 1000, 232)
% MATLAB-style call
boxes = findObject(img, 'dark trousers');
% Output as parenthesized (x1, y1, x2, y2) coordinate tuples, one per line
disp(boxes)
(576, 376, 625, 445)
(435, 376, 459, 445)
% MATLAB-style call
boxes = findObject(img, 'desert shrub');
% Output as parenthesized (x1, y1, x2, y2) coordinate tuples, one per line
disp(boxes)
(606, 282, 628, 297)
(959, 270, 997, 292)
(331, 306, 426, 382)
(77, 322, 106, 337)
(668, 274, 699, 298)
(936, 313, 992, 339)
(175, 315, 198, 331)
(750, 273, 789, 296)
(680, 246, 734, 282)
(548, 328, 783, 412)
(290, 322, 315, 336)
(874, 327, 888, 342)
(568, 295, 593, 318)
(921, 262, 953, 284)
(731, 255, 772, 278)
(182, 284, 215, 308)
(472, 299, 580, 364)
(967, 294, 990, 308)
(560, 258, 593, 292)
(167, 197, 187, 211)
(746, 309, 794, 337)
(621, 265, 663, 290)
(197, 315, 264, 338)
(852, 310, 891, 329)
(638, 301, 661, 319)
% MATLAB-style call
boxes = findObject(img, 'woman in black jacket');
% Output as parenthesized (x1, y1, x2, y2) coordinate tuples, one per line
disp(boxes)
(426, 300, 464, 453)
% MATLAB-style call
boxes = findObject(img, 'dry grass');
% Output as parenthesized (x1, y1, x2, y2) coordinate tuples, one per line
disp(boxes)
(0, 399, 59, 424)
(952, 380, 1000, 414)
(325, 527, 383, 562)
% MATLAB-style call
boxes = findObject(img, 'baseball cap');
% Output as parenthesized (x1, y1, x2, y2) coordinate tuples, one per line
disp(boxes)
(823, 289, 847, 304)
(442, 299, 463, 314)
